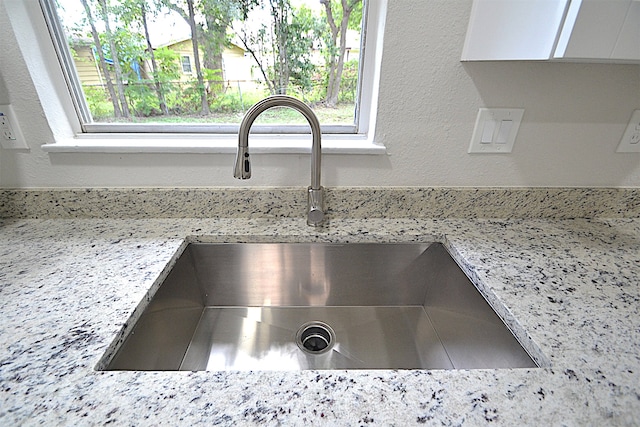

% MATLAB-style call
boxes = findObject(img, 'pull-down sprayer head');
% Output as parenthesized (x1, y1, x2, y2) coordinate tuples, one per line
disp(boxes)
(234, 146, 251, 179)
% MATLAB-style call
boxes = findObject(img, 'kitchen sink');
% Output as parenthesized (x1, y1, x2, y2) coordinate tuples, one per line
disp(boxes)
(101, 242, 537, 371)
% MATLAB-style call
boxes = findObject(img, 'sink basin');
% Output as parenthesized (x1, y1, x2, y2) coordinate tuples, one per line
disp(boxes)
(101, 242, 537, 371)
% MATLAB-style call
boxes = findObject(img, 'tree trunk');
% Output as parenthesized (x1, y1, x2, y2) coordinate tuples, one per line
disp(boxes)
(271, 0, 289, 94)
(97, 0, 130, 118)
(141, 4, 168, 115)
(80, 0, 121, 118)
(187, 0, 210, 115)
(200, 19, 225, 98)
(321, 0, 359, 107)
(330, 2, 351, 106)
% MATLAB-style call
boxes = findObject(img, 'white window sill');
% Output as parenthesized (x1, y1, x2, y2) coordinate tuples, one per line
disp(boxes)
(41, 133, 387, 155)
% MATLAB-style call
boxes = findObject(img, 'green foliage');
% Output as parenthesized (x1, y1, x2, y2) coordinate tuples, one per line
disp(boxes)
(83, 85, 114, 119)
(347, 0, 363, 30)
(322, 0, 363, 31)
(150, 48, 183, 114)
(204, 68, 225, 97)
(338, 59, 358, 103)
(163, 80, 204, 115)
(203, 68, 222, 81)
(125, 82, 159, 116)
(207, 88, 266, 114)
(210, 91, 244, 113)
(285, 5, 323, 93)
(153, 47, 181, 83)
(62, 0, 362, 122)
(107, 27, 146, 81)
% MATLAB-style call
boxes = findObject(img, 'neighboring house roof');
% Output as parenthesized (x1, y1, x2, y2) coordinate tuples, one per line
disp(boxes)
(69, 37, 95, 48)
(156, 36, 246, 53)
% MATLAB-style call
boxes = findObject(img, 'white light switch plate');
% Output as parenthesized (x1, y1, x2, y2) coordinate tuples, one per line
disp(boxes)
(469, 108, 524, 154)
(616, 110, 640, 153)
(0, 104, 29, 150)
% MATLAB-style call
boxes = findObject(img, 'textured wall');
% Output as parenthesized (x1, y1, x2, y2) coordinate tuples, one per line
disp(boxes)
(0, 0, 639, 188)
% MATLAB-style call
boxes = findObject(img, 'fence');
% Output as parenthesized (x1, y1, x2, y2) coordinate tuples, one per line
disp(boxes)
(82, 74, 358, 120)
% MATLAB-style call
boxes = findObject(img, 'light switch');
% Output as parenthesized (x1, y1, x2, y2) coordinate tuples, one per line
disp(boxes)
(481, 120, 496, 143)
(496, 120, 513, 143)
(469, 108, 524, 153)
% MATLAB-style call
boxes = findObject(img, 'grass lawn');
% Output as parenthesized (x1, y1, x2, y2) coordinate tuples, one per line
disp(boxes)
(97, 104, 355, 126)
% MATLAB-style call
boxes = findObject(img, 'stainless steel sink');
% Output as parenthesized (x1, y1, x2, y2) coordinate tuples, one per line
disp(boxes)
(102, 242, 537, 371)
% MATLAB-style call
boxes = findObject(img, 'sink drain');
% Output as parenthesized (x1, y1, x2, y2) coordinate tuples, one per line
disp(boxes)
(296, 321, 335, 355)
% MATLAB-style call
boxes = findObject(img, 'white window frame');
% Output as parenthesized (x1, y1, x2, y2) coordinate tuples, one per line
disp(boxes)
(180, 55, 193, 74)
(16, 0, 388, 154)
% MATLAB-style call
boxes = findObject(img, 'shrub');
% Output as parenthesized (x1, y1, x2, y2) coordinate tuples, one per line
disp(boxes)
(82, 85, 113, 119)
(125, 82, 160, 117)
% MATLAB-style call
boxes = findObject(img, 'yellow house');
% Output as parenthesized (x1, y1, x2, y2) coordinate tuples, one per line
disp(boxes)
(70, 40, 107, 87)
(70, 32, 359, 94)
(70, 37, 257, 93)
(151, 38, 258, 92)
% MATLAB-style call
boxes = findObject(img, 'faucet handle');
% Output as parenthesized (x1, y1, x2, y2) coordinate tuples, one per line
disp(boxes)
(307, 187, 325, 226)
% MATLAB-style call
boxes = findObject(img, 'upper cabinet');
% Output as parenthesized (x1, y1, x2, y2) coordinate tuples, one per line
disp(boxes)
(461, 0, 640, 62)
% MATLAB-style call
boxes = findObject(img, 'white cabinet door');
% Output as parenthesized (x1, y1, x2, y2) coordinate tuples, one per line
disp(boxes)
(461, 0, 569, 61)
(612, 1, 640, 60)
(555, 0, 640, 61)
(462, 0, 640, 62)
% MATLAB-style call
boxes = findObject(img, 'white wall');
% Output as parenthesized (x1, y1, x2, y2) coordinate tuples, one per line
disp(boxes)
(1, 0, 639, 189)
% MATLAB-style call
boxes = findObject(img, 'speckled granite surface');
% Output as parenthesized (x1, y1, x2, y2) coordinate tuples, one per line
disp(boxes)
(1, 187, 639, 219)
(1, 216, 639, 425)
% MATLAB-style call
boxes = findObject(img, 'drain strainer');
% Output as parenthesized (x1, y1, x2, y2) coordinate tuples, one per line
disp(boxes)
(296, 321, 336, 355)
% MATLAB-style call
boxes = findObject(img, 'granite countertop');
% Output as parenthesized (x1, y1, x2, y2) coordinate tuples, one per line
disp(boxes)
(1, 217, 639, 425)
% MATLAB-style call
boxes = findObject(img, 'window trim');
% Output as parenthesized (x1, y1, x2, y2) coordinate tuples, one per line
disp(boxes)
(180, 55, 193, 74)
(39, 0, 93, 126)
(33, 0, 387, 154)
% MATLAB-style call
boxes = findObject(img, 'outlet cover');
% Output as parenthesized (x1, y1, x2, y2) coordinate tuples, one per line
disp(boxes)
(469, 108, 524, 154)
(0, 104, 29, 150)
(616, 110, 640, 153)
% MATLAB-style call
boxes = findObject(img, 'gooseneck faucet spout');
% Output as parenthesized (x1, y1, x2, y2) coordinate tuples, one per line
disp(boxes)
(234, 95, 325, 226)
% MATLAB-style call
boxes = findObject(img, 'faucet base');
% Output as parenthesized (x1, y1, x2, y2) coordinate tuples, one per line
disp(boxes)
(307, 187, 325, 226)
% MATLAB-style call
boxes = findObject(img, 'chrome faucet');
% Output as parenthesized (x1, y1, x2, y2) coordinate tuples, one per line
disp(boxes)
(234, 95, 325, 226)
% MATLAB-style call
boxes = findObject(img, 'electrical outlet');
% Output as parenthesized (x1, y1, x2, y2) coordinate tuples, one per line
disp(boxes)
(468, 108, 524, 154)
(616, 110, 640, 153)
(0, 104, 29, 150)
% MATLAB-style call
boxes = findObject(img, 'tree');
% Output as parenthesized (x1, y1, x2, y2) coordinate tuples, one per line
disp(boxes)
(140, 3, 169, 114)
(117, 0, 169, 115)
(186, 0, 210, 114)
(270, 0, 289, 94)
(198, 0, 239, 97)
(285, 5, 322, 94)
(161, 0, 210, 115)
(79, 0, 123, 117)
(320, 0, 362, 107)
(97, 0, 131, 117)
(68, 0, 362, 119)
(234, 7, 275, 94)
(233, 0, 319, 96)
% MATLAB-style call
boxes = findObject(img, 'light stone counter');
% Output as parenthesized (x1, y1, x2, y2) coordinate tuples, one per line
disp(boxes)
(0, 216, 639, 425)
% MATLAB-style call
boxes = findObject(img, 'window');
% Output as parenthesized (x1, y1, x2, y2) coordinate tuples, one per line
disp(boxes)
(181, 56, 192, 74)
(39, 0, 385, 144)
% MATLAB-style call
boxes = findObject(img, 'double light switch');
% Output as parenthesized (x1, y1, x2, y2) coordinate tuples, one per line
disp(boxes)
(469, 108, 524, 153)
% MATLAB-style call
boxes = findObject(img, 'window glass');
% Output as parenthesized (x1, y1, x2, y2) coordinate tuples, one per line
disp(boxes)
(181, 56, 192, 74)
(50, 0, 366, 130)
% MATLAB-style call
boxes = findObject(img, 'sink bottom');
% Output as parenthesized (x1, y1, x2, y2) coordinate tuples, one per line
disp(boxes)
(176, 305, 533, 370)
